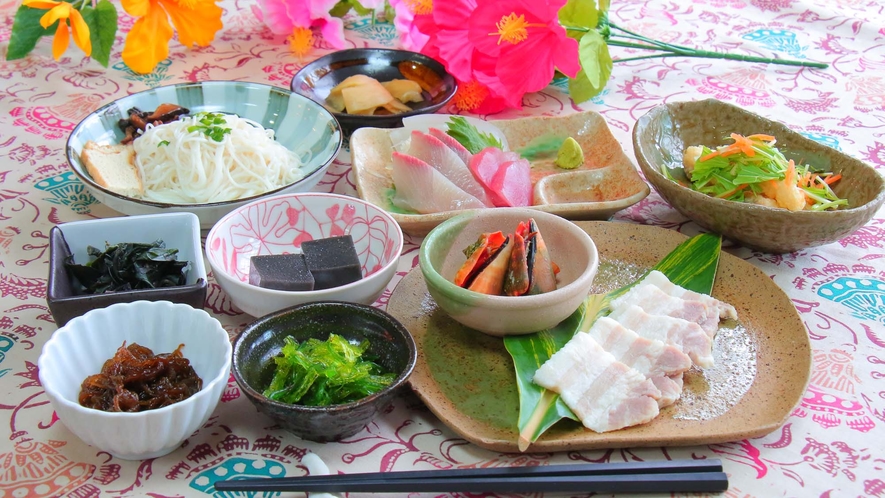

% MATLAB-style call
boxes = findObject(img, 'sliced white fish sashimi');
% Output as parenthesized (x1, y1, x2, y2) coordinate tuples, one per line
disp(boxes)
(585, 317, 692, 407)
(533, 333, 661, 433)
(608, 305, 715, 368)
(389, 151, 485, 214)
(428, 127, 473, 165)
(639, 270, 738, 320)
(610, 283, 717, 336)
(407, 131, 493, 206)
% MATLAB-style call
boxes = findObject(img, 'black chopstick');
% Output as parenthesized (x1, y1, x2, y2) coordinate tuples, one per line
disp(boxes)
(213, 459, 728, 494)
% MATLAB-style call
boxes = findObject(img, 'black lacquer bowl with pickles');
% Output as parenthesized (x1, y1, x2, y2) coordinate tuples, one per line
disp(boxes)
(232, 301, 417, 442)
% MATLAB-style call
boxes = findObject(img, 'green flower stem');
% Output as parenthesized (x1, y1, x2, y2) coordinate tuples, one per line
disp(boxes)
(608, 21, 688, 52)
(610, 53, 673, 63)
(561, 22, 829, 69)
(605, 39, 667, 51)
(608, 39, 828, 68)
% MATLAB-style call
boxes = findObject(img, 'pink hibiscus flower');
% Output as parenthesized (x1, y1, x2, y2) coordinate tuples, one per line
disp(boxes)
(471, 0, 579, 104)
(389, 0, 431, 51)
(414, 0, 579, 110)
(253, 0, 346, 57)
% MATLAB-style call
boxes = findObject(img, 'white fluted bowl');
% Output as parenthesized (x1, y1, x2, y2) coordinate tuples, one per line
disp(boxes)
(38, 301, 232, 460)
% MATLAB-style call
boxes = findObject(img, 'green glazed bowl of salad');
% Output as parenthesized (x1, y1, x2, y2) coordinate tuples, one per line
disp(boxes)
(633, 99, 885, 253)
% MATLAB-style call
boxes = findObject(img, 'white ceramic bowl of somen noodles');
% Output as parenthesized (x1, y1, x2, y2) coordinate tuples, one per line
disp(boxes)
(66, 81, 343, 228)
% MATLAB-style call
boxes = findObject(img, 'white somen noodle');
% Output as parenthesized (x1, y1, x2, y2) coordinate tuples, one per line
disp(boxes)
(132, 113, 305, 204)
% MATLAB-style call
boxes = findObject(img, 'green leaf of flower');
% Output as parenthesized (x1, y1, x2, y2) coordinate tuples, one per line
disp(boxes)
(7, 5, 55, 61)
(349, 0, 373, 16)
(598, 0, 611, 15)
(580, 29, 612, 88)
(558, 0, 597, 30)
(328, 1, 352, 17)
(567, 69, 594, 104)
(568, 30, 613, 103)
(383, 0, 396, 22)
(81, 0, 117, 68)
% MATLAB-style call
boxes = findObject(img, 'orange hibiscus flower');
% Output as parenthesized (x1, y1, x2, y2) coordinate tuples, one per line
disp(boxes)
(121, 0, 223, 74)
(22, 0, 91, 60)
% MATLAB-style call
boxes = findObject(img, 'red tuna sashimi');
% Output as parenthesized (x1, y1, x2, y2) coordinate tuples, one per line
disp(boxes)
(428, 127, 473, 165)
(390, 151, 485, 214)
(489, 158, 532, 207)
(468, 147, 530, 207)
(408, 131, 493, 206)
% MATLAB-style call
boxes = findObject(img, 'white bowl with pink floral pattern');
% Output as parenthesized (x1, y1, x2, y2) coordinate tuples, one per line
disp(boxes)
(205, 193, 404, 317)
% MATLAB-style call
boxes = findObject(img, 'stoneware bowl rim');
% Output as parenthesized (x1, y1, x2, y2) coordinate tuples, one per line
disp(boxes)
(632, 98, 885, 253)
(635, 99, 885, 216)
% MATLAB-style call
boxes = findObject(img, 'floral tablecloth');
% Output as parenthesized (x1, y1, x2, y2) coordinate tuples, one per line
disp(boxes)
(2, 0, 884, 496)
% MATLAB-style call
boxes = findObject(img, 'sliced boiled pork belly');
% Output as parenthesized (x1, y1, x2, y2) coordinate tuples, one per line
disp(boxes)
(389, 152, 485, 214)
(608, 305, 715, 368)
(533, 332, 661, 433)
(639, 270, 738, 321)
(586, 317, 692, 407)
(428, 127, 473, 166)
(609, 283, 718, 337)
(407, 131, 493, 207)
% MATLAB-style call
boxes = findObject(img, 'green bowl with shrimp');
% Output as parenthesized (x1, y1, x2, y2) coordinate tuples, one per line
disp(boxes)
(633, 99, 885, 253)
(418, 208, 599, 336)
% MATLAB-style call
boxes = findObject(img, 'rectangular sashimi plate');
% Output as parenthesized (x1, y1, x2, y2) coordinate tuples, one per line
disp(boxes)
(350, 111, 650, 236)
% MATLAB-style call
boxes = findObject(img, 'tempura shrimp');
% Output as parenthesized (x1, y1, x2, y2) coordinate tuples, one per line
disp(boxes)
(760, 160, 806, 211)
(682, 145, 704, 178)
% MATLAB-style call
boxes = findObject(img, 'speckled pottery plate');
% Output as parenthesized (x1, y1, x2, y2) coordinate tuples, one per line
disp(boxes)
(350, 111, 650, 236)
(386, 221, 812, 452)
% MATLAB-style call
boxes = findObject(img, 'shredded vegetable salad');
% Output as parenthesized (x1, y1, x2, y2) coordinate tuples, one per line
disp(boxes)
(672, 133, 848, 211)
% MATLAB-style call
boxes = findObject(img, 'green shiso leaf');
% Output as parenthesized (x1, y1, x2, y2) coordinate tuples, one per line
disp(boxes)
(445, 116, 503, 155)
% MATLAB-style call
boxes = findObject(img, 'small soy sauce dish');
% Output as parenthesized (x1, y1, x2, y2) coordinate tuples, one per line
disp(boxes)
(291, 48, 457, 132)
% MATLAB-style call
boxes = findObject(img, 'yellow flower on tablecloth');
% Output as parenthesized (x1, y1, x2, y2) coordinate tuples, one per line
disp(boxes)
(22, 0, 91, 60)
(121, 0, 223, 74)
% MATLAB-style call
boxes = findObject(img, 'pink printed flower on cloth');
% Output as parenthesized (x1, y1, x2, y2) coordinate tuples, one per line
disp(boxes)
(414, 0, 579, 110)
(252, 0, 346, 58)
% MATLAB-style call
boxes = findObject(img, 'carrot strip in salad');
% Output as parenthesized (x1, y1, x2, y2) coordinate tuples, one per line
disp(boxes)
(747, 133, 775, 141)
(679, 133, 848, 211)
(824, 173, 842, 185)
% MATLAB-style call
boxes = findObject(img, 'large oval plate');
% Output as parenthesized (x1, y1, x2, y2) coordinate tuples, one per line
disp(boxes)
(386, 221, 811, 452)
(351, 111, 650, 236)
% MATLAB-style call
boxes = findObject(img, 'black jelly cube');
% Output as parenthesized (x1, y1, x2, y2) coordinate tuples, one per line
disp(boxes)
(248, 254, 315, 291)
(302, 235, 362, 290)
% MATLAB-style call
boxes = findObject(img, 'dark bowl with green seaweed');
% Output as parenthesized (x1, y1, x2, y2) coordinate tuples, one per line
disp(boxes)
(47, 213, 208, 327)
(232, 301, 417, 442)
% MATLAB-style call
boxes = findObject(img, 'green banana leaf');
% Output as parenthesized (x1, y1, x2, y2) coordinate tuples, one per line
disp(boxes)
(504, 232, 723, 450)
